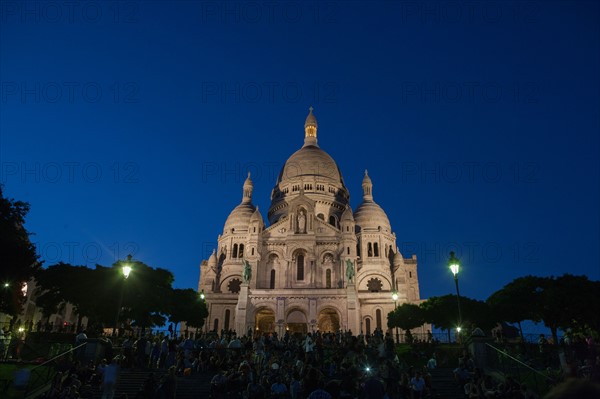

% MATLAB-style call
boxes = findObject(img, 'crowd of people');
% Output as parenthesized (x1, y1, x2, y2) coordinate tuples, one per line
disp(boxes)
(4, 325, 600, 399)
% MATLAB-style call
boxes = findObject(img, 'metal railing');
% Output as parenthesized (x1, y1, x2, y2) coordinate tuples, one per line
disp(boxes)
(22, 343, 87, 398)
(485, 342, 556, 395)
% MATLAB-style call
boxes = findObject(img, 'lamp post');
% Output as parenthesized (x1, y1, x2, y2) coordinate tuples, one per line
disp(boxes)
(112, 257, 133, 336)
(391, 291, 399, 343)
(448, 251, 462, 340)
(199, 289, 207, 334)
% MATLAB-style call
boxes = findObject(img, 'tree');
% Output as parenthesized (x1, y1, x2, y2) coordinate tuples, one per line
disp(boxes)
(168, 288, 208, 335)
(420, 295, 458, 340)
(118, 258, 174, 333)
(388, 303, 425, 342)
(537, 274, 599, 344)
(0, 186, 41, 315)
(421, 294, 497, 339)
(487, 275, 544, 339)
(35, 263, 100, 329)
(488, 274, 600, 344)
(35, 259, 180, 334)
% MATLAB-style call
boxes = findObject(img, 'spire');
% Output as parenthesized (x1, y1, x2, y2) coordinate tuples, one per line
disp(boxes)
(242, 171, 253, 203)
(303, 106, 318, 146)
(362, 170, 373, 201)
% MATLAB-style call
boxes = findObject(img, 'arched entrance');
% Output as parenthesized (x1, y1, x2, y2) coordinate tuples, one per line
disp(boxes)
(286, 309, 307, 334)
(255, 308, 275, 333)
(317, 308, 340, 332)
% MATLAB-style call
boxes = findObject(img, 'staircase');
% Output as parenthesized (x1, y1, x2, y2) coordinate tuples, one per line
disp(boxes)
(428, 367, 465, 399)
(90, 368, 212, 398)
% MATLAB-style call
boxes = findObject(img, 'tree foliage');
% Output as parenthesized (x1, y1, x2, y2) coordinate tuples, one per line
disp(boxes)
(35, 259, 208, 334)
(169, 288, 208, 330)
(487, 274, 600, 343)
(388, 303, 425, 333)
(420, 295, 458, 332)
(420, 294, 497, 335)
(0, 186, 41, 315)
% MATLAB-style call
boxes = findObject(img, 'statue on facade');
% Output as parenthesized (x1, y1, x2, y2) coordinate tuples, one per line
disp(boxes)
(242, 259, 252, 283)
(297, 210, 306, 233)
(345, 259, 355, 283)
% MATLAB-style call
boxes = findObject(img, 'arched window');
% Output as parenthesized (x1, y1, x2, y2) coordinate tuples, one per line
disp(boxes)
(376, 309, 382, 330)
(329, 216, 336, 227)
(213, 319, 219, 332)
(270, 270, 276, 289)
(251, 247, 255, 255)
(368, 243, 373, 257)
(317, 213, 324, 220)
(409, 271, 412, 278)
(239, 244, 244, 258)
(347, 247, 350, 255)
(232, 244, 238, 258)
(326, 269, 332, 288)
(224, 310, 230, 331)
(374, 243, 379, 257)
(365, 318, 371, 335)
(297, 254, 304, 280)
(356, 243, 361, 257)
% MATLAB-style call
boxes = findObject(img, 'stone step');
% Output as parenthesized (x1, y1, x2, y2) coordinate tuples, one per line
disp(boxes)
(428, 367, 465, 399)
(89, 368, 213, 399)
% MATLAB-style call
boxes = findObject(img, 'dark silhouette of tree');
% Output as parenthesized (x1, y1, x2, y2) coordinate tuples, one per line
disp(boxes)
(168, 288, 208, 335)
(488, 274, 600, 344)
(421, 294, 497, 338)
(117, 258, 173, 333)
(487, 275, 544, 339)
(420, 295, 457, 340)
(388, 303, 425, 340)
(0, 186, 41, 315)
(35, 263, 99, 329)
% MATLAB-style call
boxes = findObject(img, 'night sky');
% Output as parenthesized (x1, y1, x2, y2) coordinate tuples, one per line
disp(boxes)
(1, 1, 598, 307)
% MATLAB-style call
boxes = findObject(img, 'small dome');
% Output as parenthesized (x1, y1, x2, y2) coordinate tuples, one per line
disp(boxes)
(208, 249, 217, 267)
(354, 171, 392, 232)
(354, 201, 391, 232)
(341, 206, 354, 222)
(224, 202, 256, 233)
(250, 206, 264, 225)
(224, 173, 256, 233)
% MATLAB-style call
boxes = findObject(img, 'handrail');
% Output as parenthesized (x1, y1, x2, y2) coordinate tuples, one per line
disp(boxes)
(485, 343, 554, 382)
(22, 343, 88, 398)
(28, 342, 87, 371)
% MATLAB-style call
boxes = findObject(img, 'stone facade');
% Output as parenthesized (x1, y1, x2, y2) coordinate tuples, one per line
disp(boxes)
(198, 108, 422, 336)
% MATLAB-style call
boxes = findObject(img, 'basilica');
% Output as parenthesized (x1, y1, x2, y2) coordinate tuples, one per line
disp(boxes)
(198, 108, 422, 335)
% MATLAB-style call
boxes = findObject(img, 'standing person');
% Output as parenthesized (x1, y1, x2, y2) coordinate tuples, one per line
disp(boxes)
(157, 365, 177, 399)
(102, 358, 120, 399)
(410, 371, 425, 399)
(304, 333, 315, 363)
(159, 336, 169, 369)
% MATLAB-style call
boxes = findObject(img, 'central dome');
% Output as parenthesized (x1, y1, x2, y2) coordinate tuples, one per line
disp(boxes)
(276, 145, 345, 186)
(268, 108, 349, 225)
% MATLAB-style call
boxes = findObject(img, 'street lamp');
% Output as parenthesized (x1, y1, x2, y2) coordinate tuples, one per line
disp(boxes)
(448, 251, 463, 339)
(199, 289, 205, 300)
(391, 290, 400, 343)
(113, 256, 133, 336)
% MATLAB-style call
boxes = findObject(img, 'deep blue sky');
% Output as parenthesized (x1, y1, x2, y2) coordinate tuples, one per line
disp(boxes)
(1, 1, 598, 304)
